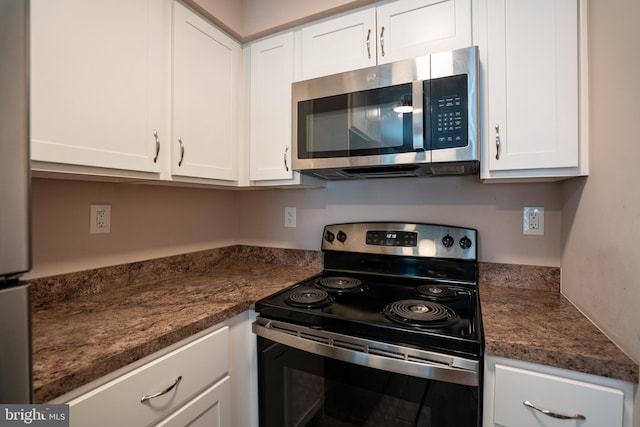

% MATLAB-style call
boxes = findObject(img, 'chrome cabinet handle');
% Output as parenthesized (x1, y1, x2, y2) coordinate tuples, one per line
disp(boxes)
(284, 146, 289, 171)
(495, 124, 501, 160)
(153, 130, 160, 163)
(523, 401, 586, 420)
(140, 376, 182, 403)
(379, 26, 385, 57)
(366, 29, 372, 59)
(178, 137, 184, 167)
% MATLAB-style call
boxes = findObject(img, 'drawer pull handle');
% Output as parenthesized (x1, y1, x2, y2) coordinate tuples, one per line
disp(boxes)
(523, 401, 586, 420)
(140, 376, 183, 403)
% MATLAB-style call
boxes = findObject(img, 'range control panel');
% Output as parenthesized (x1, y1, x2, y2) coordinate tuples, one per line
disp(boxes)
(365, 230, 418, 247)
(321, 222, 477, 260)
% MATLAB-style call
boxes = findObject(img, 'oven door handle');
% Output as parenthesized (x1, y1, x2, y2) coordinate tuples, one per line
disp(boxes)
(253, 318, 479, 387)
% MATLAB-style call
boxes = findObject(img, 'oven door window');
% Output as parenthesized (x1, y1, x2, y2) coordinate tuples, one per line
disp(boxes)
(297, 84, 416, 159)
(258, 337, 479, 427)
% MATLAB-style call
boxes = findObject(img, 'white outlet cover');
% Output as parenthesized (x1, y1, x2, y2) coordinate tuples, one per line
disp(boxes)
(523, 207, 544, 235)
(90, 204, 111, 234)
(285, 207, 296, 228)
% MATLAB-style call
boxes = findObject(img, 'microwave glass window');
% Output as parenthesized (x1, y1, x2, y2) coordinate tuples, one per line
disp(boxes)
(297, 84, 415, 159)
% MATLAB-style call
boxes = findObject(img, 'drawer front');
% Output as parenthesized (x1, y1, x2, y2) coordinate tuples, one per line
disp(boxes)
(156, 376, 230, 427)
(68, 326, 229, 427)
(494, 364, 624, 427)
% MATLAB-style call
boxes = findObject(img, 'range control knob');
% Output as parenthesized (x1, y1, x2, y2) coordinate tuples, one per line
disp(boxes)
(324, 231, 335, 243)
(442, 234, 455, 248)
(337, 231, 347, 243)
(459, 236, 473, 249)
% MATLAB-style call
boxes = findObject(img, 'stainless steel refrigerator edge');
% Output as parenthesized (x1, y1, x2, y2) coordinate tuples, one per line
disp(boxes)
(0, 0, 33, 403)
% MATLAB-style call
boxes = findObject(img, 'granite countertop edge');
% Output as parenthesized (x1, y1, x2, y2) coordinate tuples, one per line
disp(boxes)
(30, 248, 639, 403)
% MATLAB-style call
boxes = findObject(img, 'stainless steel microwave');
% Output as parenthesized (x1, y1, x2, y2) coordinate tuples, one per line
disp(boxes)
(292, 46, 479, 180)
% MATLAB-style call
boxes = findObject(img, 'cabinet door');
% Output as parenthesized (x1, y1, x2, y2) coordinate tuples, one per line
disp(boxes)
(156, 376, 231, 427)
(172, 2, 240, 181)
(249, 33, 295, 181)
(67, 327, 229, 427)
(300, 8, 377, 81)
(494, 364, 624, 427)
(376, 0, 472, 64)
(486, 0, 580, 172)
(30, 0, 166, 173)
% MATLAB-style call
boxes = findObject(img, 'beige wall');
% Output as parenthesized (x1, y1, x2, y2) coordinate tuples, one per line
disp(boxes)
(236, 177, 562, 266)
(188, 0, 378, 41)
(241, 0, 378, 40)
(28, 175, 562, 279)
(26, 179, 239, 279)
(560, 0, 640, 406)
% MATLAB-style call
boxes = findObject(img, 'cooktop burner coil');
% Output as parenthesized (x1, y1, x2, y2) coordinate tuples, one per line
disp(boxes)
(315, 276, 363, 292)
(286, 289, 333, 308)
(416, 284, 461, 301)
(383, 299, 458, 327)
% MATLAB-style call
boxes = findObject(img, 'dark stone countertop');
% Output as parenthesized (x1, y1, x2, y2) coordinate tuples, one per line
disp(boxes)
(30, 250, 638, 403)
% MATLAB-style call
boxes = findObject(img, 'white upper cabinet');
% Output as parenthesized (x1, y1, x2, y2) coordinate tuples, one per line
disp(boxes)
(376, 0, 472, 65)
(172, 2, 241, 182)
(30, 0, 169, 176)
(300, 9, 377, 81)
(299, 0, 472, 81)
(249, 33, 295, 181)
(480, 0, 588, 180)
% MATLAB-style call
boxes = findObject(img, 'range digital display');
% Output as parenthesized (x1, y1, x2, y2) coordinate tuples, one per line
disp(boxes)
(366, 230, 418, 247)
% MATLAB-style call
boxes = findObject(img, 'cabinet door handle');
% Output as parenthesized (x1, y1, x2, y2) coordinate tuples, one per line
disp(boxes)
(284, 146, 289, 171)
(523, 401, 586, 420)
(140, 376, 183, 403)
(495, 124, 501, 160)
(366, 29, 372, 59)
(153, 130, 160, 163)
(379, 26, 385, 57)
(178, 137, 184, 167)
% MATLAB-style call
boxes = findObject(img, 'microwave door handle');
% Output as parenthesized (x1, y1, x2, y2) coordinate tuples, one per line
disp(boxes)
(413, 80, 425, 150)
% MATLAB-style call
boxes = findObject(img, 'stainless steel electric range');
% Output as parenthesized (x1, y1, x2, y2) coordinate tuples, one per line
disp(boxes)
(253, 222, 483, 427)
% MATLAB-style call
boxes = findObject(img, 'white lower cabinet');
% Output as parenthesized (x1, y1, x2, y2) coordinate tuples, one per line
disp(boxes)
(484, 355, 635, 427)
(55, 311, 257, 427)
(155, 377, 230, 427)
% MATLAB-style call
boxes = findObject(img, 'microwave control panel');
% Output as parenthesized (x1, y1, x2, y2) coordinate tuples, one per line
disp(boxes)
(427, 74, 468, 150)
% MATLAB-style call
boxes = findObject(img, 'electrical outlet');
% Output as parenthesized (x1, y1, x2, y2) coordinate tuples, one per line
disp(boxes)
(285, 207, 296, 228)
(523, 207, 544, 235)
(90, 204, 111, 234)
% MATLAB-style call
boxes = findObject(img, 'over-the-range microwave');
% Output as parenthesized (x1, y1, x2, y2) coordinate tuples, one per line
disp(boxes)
(292, 46, 479, 180)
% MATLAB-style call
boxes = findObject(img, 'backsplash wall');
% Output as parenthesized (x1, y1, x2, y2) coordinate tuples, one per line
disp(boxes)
(27, 178, 239, 279)
(236, 176, 562, 267)
(29, 176, 561, 279)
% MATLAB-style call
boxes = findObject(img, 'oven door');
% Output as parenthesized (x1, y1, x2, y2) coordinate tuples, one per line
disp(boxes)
(254, 319, 481, 427)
